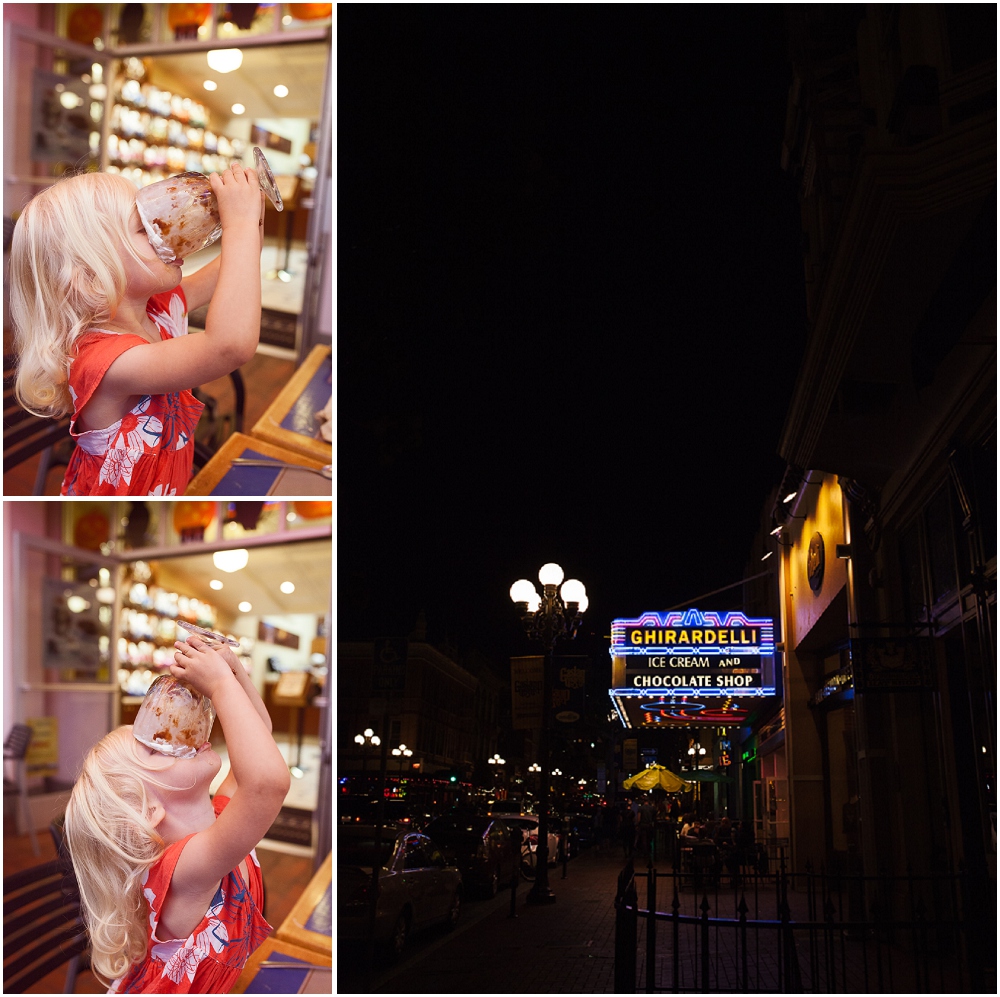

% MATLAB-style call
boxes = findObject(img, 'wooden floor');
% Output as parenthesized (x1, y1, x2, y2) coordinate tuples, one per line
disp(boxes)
(3, 350, 295, 496)
(4, 816, 317, 993)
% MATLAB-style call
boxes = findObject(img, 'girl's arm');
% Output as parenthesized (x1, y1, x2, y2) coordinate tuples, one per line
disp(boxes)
(179, 254, 221, 314)
(214, 642, 272, 798)
(216, 643, 272, 731)
(99, 166, 265, 396)
(182, 180, 267, 313)
(167, 639, 289, 893)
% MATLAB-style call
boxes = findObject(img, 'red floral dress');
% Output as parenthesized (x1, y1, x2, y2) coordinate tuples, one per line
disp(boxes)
(61, 288, 204, 496)
(109, 795, 272, 994)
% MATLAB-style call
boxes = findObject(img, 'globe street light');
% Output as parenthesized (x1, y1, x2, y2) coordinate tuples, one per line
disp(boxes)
(354, 728, 381, 788)
(489, 752, 506, 792)
(510, 564, 587, 905)
(391, 743, 412, 776)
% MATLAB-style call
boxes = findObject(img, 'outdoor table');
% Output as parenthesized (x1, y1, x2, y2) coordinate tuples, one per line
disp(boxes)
(185, 433, 330, 496)
(230, 937, 331, 994)
(274, 851, 331, 955)
(250, 344, 332, 461)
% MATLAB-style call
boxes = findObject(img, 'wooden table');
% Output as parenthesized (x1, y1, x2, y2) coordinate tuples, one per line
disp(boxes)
(251, 344, 331, 461)
(230, 936, 331, 994)
(275, 851, 331, 956)
(185, 433, 330, 496)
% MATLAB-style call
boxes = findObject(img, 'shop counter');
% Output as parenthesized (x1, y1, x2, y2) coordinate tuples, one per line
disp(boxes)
(185, 433, 330, 496)
(275, 851, 331, 955)
(230, 937, 331, 994)
(250, 344, 332, 461)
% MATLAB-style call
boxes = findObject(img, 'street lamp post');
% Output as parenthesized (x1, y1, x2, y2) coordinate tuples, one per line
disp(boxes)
(354, 728, 381, 791)
(391, 743, 412, 777)
(489, 752, 506, 793)
(510, 563, 587, 905)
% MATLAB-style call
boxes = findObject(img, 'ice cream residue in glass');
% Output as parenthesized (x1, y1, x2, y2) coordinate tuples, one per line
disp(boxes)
(135, 146, 283, 265)
(132, 674, 216, 759)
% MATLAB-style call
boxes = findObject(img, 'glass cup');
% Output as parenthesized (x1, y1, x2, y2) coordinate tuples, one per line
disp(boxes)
(132, 673, 216, 759)
(135, 146, 283, 264)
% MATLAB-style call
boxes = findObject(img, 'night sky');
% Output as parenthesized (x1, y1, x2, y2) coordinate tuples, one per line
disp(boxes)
(339, 7, 807, 672)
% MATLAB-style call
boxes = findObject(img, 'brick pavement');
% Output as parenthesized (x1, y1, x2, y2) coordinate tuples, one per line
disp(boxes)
(338, 848, 974, 994)
(367, 844, 627, 994)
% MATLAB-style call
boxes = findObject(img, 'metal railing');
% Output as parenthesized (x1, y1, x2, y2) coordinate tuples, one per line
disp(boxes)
(614, 849, 992, 993)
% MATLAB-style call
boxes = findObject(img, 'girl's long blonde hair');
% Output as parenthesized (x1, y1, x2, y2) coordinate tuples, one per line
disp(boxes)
(63, 726, 185, 985)
(9, 171, 152, 418)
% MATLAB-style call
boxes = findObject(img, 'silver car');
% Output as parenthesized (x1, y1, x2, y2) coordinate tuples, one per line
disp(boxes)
(338, 825, 462, 961)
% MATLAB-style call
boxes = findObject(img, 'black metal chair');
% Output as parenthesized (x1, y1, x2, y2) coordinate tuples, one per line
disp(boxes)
(4, 722, 38, 856)
(3, 858, 89, 992)
(3, 357, 73, 494)
(192, 368, 247, 472)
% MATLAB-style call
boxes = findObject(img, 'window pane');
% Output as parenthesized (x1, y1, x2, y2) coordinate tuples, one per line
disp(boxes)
(925, 487, 957, 608)
(898, 521, 927, 625)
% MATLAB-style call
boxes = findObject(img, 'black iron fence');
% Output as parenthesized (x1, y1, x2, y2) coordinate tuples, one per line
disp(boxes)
(614, 850, 993, 993)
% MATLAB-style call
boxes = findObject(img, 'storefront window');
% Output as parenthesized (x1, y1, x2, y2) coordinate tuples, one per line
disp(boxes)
(898, 521, 927, 626)
(285, 501, 331, 530)
(219, 501, 283, 540)
(166, 500, 221, 545)
(63, 501, 115, 552)
(58, 5, 331, 49)
(925, 486, 958, 609)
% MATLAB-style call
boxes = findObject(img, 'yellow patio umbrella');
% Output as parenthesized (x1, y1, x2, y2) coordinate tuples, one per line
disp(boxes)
(622, 763, 691, 793)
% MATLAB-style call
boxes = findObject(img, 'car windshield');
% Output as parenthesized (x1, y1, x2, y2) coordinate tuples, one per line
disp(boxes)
(338, 831, 397, 868)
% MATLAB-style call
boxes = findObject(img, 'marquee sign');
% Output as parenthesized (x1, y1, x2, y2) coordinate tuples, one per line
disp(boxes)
(610, 608, 776, 694)
(608, 609, 778, 728)
(609, 691, 756, 729)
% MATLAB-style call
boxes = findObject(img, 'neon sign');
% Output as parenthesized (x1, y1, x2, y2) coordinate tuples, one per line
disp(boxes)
(610, 608, 776, 696)
(611, 608, 774, 656)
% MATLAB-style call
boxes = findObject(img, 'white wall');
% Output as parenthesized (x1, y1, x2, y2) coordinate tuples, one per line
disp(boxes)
(230, 612, 320, 686)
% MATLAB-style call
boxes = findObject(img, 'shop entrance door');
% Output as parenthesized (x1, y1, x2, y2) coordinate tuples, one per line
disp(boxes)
(8, 531, 121, 801)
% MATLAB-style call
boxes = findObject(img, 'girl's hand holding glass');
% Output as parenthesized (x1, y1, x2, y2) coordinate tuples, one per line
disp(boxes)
(171, 634, 235, 701)
(209, 162, 264, 238)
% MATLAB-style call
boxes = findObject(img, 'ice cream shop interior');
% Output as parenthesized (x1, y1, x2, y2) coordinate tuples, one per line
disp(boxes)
(3, 499, 332, 988)
(2, 4, 332, 495)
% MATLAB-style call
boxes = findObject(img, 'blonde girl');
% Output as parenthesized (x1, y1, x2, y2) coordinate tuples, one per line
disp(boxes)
(8, 165, 263, 496)
(64, 636, 290, 993)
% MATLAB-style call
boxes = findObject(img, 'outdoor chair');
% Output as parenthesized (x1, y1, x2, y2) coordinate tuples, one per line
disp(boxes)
(4, 722, 39, 855)
(690, 840, 719, 890)
(3, 858, 90, 992)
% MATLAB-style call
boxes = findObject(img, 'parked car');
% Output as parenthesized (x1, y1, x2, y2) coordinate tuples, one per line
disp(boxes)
(500, 814, 567, 878)
(338, 796, 422, 828)
(338, 825, 462, 961)
(424, 814, 519, 898)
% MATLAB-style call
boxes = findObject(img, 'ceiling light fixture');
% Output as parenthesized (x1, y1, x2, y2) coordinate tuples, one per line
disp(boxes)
(206, 48, 243, 73)
(280, 581, 295, 594)
(209, 579, 223, 590)
(213, 549, 249, 573)
(238, 601, 252, 613)
(273, 84, 288, 97)
(231, 103, 245, 115)
(203, 80, 218, 91)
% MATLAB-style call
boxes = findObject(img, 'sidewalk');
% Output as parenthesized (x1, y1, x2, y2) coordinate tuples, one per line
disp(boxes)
(373, 845, 627, 994)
